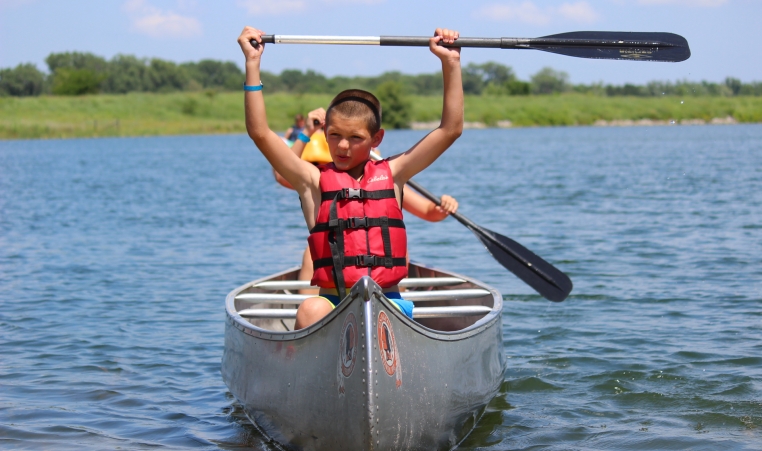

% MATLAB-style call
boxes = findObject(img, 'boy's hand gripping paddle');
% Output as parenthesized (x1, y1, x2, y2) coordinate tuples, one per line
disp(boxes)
(370, 152, 573, 302)
(252, 31, 690, 62)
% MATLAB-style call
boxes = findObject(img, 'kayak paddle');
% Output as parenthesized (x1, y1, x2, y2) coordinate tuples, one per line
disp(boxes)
(368, 151, 572, 302)
(405, 179, 573, 302)
(253, 31, 690, 62)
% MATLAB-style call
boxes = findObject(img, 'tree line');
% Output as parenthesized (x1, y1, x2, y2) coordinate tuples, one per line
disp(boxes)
(2, 51, 761, 98)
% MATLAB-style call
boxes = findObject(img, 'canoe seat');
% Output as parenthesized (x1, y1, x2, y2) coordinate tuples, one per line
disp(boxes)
(238, 305, 493, 319)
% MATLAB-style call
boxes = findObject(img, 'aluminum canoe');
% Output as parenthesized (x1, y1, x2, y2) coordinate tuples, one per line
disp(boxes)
(221, 261, 506, 450)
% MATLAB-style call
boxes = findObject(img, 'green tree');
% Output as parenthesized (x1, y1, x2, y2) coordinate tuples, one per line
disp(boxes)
(143, 59, 188, 92)
(409, 72, 443, 95)
(376, 81, 411, 129)
(46, 51, 109, 95)
(260, 70, 285, 92)
(0, 63, 45, 96)
(105, 54, 147, 93)
(45, 51, 109, 73)
(182, 60, 244, 91)
(462, 63, 486, 94)
(531, 67, 569, 94)
(725, 77, 742, 96)
(463, 62, 516, 95)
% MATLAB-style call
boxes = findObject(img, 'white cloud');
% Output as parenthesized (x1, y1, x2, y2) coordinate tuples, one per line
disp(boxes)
(557, 1, 599, 23)
(132, 12, 201, 38)
(474, 2, 550, 25)
(236, 0, 307, 15)
(321, 0, 384, 4)
(236, 0, 383, 16)
(637, 0, 728, 5)
(123, 0, 202, 38)
(473, 1, 600, 25)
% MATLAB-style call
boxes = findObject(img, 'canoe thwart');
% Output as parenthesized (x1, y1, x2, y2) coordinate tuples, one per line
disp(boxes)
(238, 305, 493, 319)
(252, 276, 467, 291)
(236, 288, 491, 303)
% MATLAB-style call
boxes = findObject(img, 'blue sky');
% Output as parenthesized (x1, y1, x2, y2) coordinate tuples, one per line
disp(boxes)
(1, 0, 759, 84)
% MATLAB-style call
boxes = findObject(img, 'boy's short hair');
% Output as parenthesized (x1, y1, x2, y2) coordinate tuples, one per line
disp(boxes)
(326, 89, 382, 136)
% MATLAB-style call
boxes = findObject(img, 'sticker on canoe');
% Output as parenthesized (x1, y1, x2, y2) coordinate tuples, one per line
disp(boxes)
(340, 313, 358, 377)
(338, 312, 358, 394)
(377, 311, 402, 387)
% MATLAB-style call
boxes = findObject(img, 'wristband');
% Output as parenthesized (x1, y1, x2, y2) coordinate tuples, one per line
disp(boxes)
(297, 132, 310, 143)
(243, 82, 263, 91)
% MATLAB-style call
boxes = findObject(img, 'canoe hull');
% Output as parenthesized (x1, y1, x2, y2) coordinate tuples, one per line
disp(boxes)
(222, 266, 505, 451)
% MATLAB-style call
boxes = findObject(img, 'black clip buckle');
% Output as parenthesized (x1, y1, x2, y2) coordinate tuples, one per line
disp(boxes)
(357, 255, 376, 267)
(348, 217, 368, 229)
(343, 188, 362, 199)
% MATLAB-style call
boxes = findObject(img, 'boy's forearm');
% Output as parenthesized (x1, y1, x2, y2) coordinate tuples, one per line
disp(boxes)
(244, 61, 271, 142)
(440, 59, 464, 138)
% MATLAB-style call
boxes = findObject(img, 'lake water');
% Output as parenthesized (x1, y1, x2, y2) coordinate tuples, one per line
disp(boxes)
(1, 125, 760, 450)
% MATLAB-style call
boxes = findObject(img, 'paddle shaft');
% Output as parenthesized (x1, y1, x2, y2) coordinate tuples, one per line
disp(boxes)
(403, 179, 562, 290)
(255, 35, 676, 49)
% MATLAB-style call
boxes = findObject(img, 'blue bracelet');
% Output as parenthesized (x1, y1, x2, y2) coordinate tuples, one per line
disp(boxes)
(297, 132, 310, 143)
(243, 82, 263, 91)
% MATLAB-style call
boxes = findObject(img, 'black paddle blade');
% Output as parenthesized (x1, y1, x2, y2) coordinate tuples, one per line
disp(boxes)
(471, 226, 573, 302)
(531, 31, 690, 62)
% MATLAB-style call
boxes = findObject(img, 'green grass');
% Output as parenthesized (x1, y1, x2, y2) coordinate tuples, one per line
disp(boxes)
(1, 92, 760, 140)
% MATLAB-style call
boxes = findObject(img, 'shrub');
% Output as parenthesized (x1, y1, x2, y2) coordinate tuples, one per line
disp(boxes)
(51, 68, 106, 95)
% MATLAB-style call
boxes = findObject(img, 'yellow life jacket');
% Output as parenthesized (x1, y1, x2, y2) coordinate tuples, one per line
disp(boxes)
(300, 130, 333, 164)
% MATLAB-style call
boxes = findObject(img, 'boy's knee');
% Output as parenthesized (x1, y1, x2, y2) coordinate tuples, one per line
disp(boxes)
(295, 297, 333, 329)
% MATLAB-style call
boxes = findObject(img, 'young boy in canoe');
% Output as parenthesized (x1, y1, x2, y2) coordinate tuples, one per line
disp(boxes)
(273, 108, 460, 291)
(238, 26, 463, 329)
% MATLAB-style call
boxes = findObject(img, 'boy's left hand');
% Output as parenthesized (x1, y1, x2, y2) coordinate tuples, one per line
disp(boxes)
(436, 194, 458, 215)
(430, 28, 460, 62)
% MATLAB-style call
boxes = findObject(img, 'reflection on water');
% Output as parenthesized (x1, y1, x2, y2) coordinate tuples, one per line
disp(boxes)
(1, 125, 761, 450)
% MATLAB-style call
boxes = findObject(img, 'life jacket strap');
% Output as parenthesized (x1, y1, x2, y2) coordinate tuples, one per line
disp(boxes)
(310, 217, 405, 233)
(313, 255, 407, 270)
(321, 188, 396, 202)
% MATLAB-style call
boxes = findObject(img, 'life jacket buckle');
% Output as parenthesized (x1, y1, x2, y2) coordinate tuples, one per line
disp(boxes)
(343, 188, 362, 199)
(357, 255, 376, 267)
(348, 217, 367, 229)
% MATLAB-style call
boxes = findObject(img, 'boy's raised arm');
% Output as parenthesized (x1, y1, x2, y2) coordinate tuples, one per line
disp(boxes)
(238, 27, 318, 192)
(389, 28, 464, 184)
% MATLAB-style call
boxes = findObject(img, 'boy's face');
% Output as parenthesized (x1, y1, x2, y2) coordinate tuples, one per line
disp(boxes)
(325, 113, 384, 176)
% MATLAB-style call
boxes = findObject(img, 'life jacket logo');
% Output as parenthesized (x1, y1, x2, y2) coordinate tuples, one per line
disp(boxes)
(366, 174, 388, 183)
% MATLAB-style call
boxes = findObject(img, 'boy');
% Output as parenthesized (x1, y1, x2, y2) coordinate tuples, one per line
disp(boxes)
(238, 26, 463, 329)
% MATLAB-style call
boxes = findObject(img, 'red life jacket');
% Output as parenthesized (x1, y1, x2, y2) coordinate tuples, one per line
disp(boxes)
(308, 159, 407, 297)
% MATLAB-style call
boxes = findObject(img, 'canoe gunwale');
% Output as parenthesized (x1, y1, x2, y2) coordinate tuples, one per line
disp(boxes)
(225, 261, 503, 342)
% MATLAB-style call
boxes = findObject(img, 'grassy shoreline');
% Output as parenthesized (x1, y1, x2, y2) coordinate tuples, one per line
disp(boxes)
(2, 92, 761, 140)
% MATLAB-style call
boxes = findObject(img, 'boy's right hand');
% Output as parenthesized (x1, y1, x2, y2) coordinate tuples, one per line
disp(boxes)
(238, 26, 265, 62)
(305, 108, 326, 136)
